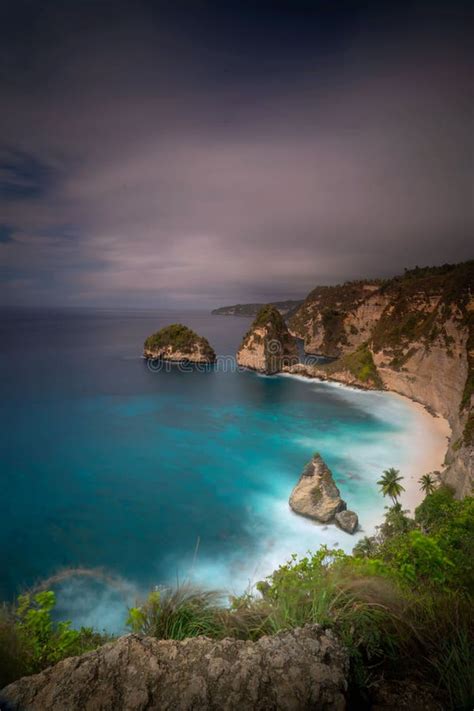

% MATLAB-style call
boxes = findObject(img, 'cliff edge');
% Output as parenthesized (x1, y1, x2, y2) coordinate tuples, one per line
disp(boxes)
(0, 626, 348, 711)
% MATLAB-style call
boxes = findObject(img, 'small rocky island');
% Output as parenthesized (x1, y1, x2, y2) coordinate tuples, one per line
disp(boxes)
(236, 304, 298, 375)
(144, 324, 216, 364)
(289, 453, 359, 534)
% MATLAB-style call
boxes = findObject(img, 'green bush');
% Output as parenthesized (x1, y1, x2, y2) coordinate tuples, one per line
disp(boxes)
(415, 486, 474, 592)
(0, 591, 109, 688)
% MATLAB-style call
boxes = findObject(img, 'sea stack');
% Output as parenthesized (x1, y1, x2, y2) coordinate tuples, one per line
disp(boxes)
(144, 324, 216, 364)
(289, 453, 350, 525)
(335, 509, 359, 534)
(236, 305, 298, 375)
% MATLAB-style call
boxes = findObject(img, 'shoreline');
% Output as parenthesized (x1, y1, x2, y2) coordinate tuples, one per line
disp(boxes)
(387, 391, 451, 514)
(279, 371, 451, 517)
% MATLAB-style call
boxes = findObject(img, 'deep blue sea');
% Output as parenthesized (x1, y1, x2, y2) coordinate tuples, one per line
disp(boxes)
(0, 308, 424, 631)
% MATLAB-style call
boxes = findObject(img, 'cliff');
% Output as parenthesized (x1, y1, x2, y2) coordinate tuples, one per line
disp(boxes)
(288, 262, 474, 497)
(144, 324, 216, 364)
(236, 305, 298, 375)
(0, 626, 348, 711)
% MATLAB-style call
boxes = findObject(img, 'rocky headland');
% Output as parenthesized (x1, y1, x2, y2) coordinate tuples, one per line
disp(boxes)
(285, 261, 473, 497)
(236, 305, 298, 374)
(144, 324, 216, 364)
(289, 453, 359, 533)
(227, 263, 472, 497)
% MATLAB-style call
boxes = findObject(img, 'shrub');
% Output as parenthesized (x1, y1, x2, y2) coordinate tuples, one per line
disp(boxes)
(127, 587, 225, 640)
(0, 591, 109, 688)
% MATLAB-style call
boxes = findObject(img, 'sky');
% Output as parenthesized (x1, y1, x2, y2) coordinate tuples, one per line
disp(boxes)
(0, 0, 472, 309)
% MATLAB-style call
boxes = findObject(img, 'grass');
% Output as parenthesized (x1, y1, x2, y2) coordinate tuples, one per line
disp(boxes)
(125, 563, 473, 708)
(2, 572, 472, 708)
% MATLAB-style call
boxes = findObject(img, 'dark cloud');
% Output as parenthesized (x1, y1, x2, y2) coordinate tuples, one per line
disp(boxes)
(0, 225, 14, 244)
(0, 0, 472, 307)
(0, 149, 56, 200)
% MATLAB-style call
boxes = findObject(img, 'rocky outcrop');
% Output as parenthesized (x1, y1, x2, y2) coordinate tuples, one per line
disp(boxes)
(335, 510, 359, 534)
(0, 626, 349, 711)
(237, 305, 298, 375)
(288, 262, 474, 498)
(289, 454, 348, 524)
(144, 324, 216, 364)
(289, 281, 384, 358)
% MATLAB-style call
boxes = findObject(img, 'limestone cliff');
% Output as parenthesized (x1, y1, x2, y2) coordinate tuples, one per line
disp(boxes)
(0, 627, 348, 711)
(288, 262, 474, 497)
(144, 324, 216, 364)
(236, 305, 298, 375)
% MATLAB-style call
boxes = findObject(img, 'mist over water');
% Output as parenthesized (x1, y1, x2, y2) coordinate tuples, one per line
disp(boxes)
(1, 309, 424, 632)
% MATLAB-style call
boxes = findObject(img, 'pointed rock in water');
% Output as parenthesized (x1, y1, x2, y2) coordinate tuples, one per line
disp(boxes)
(144, 324, 216, 364)
(289, 453, 347, 523)
(236, 304, 298, 374)
(335, 509, 359, 534)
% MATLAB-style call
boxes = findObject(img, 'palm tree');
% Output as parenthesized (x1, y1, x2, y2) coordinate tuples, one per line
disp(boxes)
(377, 468, 405, 505)
(419, 473, 436, 496)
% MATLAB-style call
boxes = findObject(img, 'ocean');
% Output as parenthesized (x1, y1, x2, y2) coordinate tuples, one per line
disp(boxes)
(0, 308, 425, 631)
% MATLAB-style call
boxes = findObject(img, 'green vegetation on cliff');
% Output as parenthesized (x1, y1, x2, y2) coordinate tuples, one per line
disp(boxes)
(288, 280, 381, 351)
(289, 260, 474, 451)
(252, 303, 287, 331)
(0, 591, 109, 688)
(240, 304, 297, 359)
(144, 324, 215, 361)
(2, 486, 472, 707)
(371, 260, 474, 356)
(129, 485, 474, 708)
(317, 343, 383, 388)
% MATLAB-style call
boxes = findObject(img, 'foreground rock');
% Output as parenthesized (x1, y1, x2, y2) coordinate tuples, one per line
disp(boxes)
(289, 454, 347, 524)
(335, 510, 359, 534)
(236, 304, 298, 375)
(0, 626, 348, 711)
(144, 324, 216, 363)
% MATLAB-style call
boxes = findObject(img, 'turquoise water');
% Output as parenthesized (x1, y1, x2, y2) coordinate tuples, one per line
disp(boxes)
(0, 309, 420, 631)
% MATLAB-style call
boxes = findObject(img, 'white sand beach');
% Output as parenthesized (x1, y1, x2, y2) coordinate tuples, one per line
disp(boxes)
(387, 392, 451, 513)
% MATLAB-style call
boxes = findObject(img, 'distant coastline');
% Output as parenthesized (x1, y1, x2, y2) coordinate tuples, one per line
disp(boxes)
(212, 299, 303, 317)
